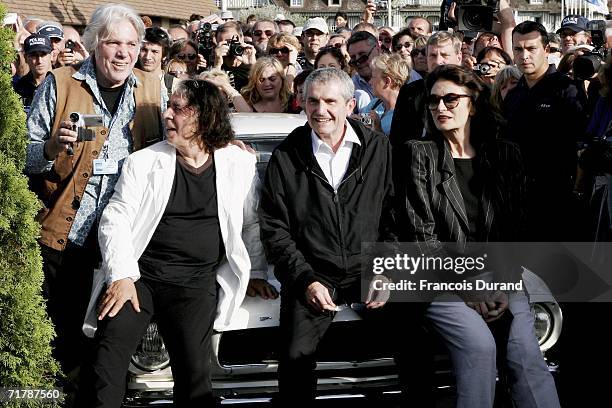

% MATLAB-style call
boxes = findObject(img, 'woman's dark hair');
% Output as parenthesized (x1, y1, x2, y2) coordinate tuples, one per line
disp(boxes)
(174, 79, 234, 151)
(476, 46, 512, 65)
(391, 28, 412, 50)
(425, 65, 502, 148)
(557, 53, 576, 76)
(314, 46, 347, 71)
(293, 69, 313, 93)
(334, 11, 348, 21)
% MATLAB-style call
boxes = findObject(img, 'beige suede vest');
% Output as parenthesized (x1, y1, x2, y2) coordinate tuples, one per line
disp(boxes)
(31, 65, 162, 251)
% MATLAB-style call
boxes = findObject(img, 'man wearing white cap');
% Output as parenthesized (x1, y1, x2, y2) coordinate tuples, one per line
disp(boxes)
(36, 21, 64, 66)
(299, 17, 329, 70)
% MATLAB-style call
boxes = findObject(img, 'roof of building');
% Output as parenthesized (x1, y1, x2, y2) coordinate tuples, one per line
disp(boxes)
(4, 0, 218, 26)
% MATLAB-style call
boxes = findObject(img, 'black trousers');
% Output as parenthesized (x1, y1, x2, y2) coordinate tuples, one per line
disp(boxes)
(79, 277, 217, 408)
(276, 284, 432, 406)
(41, 239, 98, 377)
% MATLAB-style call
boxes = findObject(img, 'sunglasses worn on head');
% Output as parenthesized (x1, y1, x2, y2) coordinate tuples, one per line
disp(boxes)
(394, 42, 414, 51)
(177, 53, 197, 61)
(410, 48, 426, 58)
(254, 30, 275, 37)
(348, 45, 376, 67)
(427, 93, 471, 110)
(269, 47, 290, 55)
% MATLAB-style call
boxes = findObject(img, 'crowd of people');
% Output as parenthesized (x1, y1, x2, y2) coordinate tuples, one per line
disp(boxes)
(7, 0, 612, 407)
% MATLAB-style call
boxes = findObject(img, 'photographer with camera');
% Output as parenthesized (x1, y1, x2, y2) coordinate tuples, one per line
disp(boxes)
(474, 46, 511, 85)
(24, 4, 164, 389)
(212, 21, 256, 93)
(57, 26, 89, 67)
(168, 39, 207, 76)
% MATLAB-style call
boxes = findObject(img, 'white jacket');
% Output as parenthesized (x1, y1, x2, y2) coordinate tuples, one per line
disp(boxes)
(83, 141, 267, 336)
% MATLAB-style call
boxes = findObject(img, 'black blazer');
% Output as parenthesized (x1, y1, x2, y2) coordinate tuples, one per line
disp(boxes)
(395, 138, 527, 250)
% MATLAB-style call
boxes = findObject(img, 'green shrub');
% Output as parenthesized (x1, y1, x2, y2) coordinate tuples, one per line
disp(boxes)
(0, 5, 60, 407)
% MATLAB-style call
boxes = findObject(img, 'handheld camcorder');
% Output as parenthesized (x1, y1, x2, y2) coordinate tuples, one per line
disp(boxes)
(70, 112, 103, 142)
(195, 22, 217, 69)
(455, 0, 500, 32)
(228, 35, 244, 57)
(573, 20, 607, 81)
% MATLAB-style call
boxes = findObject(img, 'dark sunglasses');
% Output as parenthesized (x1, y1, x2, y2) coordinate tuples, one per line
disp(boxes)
(549, 47, 560, 53)
(394, 41, 414, 51)
(269, 47, 290, 55)
(379, 37, 392, 44)
(410, 48, 426, 57)
(177, 53, 197, 61)
(254, 29, 275, 37)
(348, 45, 376, 67)
(427, 93, 472, 110)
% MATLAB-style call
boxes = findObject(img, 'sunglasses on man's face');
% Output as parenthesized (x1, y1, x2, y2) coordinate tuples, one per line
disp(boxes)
(348, 46, 376, 67)
(410, 48, 426, 58)
(269, 47, 290, 55)
(254, 30, 275, 37)
(394, 42, 414, 52)
(177, 53, 197, 61)
(426, 93, 472, 110)
(549, 47, 561, 53)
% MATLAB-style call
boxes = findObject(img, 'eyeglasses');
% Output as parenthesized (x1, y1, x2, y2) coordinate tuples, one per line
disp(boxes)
(379, 37, 392, 44)
(394, 42, 414, 51)
(177, 53, 197, 61)
(168, 70, 186, 77)
(268, 47, 290, 55)
(410, 48, 426, 58)
(254, 30, 275, 37)
(167, 102, 192, 116)
(549, 47, 560, 53)
(427, 93, 472, 110)
(348, 45, 376, 67)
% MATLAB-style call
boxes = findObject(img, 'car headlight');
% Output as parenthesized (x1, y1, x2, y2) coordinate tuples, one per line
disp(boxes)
(532, 303, 553, 345)
(131, 323, 170, 372)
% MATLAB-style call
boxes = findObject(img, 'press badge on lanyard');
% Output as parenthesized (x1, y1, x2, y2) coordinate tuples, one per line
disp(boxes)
(93, 139, 118, 175)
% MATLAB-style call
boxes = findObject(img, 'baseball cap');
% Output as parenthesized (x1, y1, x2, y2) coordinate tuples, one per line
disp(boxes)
(556, 15, 589, 34)
(24, 34, 52, 55)
(274, 14, 286, 22)
(303, 17, 329, 35)
(37, 22, 64, 40)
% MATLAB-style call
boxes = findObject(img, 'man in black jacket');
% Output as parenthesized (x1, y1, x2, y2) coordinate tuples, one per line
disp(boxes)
(258, 68, 399, 403)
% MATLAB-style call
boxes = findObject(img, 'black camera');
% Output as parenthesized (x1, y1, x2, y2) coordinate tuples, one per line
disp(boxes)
(70, 112, 103, 142)
(573, 20, 607, 81)
(228, 35, 244, 57)
(195, 22, 217, 69)
(455, 0, 500, 32)
(64, 39, 75, 52)
(473, 63, 492, 76)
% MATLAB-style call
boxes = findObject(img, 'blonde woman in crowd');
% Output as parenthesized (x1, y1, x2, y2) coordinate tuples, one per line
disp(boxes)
(359, 53, 411, 136)
(490, 65, 521, 114)
(207, 56, 299, 113)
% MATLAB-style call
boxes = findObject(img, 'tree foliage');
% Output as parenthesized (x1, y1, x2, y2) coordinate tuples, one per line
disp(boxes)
(0, 5, 60, 407)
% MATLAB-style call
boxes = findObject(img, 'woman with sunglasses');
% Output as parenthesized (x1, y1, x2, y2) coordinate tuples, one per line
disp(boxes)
(410, 35, 429, 79)
(391, 28, 415, 62)
(267, 33, 301, 90)
(395, 65, 560, 407)
(168, 39, 206, 75)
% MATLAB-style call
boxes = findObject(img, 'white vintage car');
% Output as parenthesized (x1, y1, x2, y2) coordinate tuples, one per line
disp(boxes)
(121, 113, 562, 406)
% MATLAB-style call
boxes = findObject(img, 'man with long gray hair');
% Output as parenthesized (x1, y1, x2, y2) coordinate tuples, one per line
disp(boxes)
(25, 3, 164, 387)
(258, 68, 401, 403)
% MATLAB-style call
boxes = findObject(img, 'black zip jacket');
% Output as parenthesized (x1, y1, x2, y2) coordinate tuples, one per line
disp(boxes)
(259, 119, 396, 294)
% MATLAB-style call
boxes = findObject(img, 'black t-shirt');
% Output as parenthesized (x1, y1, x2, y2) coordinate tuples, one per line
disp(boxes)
(453, 158, 482, 242)
(138, 154, 224, 287)
(99, 83, 126, 116)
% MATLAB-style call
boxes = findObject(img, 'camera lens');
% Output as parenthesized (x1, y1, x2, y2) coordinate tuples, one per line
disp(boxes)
(233, 44, 244, 56)
(69, 112, 80, 123)
(202, 22, 212, 31)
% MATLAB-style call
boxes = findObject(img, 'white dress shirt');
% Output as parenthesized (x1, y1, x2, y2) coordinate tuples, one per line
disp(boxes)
(311, 120, 361, 191)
